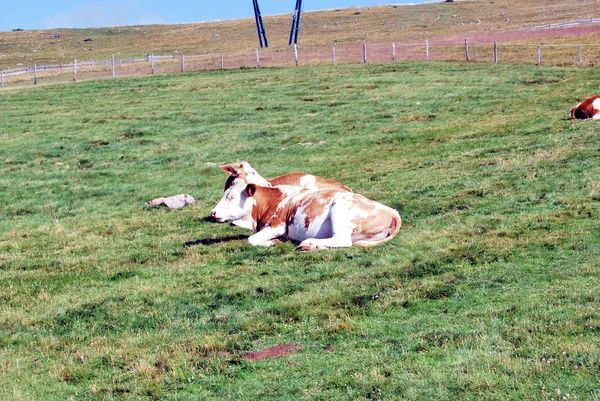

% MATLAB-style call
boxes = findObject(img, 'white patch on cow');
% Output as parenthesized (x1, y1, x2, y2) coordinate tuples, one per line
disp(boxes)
(593, 98, 600, 117)
(299, 174, 317, 189)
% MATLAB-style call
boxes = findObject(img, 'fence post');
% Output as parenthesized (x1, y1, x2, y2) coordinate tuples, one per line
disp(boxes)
(363, 43, 367, 63)
(111, 55, 115, 77)
(494, 42, 498, 63)
(221, 54, 224, 70)
(537, 45, 541, 65)
(256, 49, 260, 67)
(74, 60, 77, 78)
(294, 44, 299, 67)
(181, 54, 185, 72)
(578, 45, 581, 65)
(426, 40, 430, 61)
(1, 70, 3, 88)
(332, 46, 336, 65)
(34, 64, 37, 85)
(151, 54, 155, 74)
(392, 43, 396, 61)
(465, 39, 470, 62)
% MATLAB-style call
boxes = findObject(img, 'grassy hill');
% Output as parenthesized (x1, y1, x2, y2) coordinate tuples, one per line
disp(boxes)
(1, 59, 599, 399)
(2, 0, 600, 69)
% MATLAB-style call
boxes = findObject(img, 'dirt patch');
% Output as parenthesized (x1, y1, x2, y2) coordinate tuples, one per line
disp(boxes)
(242, 344, 302, 361)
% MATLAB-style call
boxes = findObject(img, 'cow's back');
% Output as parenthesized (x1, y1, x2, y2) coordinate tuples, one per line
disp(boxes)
(269, 173, 352, 192)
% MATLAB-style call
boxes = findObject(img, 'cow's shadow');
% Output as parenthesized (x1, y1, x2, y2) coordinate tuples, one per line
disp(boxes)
(183, 234, 249, 248)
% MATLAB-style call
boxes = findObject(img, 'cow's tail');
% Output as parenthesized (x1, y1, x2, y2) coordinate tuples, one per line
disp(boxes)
(353, 210, 402, 248)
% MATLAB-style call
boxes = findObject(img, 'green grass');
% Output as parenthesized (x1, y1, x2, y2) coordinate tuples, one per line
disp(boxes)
(1, 62, 599, 400)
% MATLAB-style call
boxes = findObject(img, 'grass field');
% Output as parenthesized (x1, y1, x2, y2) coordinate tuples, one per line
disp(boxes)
(1, 61, 600, 399)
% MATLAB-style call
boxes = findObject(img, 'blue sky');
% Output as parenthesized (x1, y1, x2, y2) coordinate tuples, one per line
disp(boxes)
(1, 0, 434, 32)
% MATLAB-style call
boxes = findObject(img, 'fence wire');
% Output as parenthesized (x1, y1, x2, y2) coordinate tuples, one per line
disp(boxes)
(2, 41, 600, 89)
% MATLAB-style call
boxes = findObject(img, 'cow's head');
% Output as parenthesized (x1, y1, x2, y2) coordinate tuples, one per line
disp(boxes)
(211, 174, 258, 226)
(223, 162, 271, 191)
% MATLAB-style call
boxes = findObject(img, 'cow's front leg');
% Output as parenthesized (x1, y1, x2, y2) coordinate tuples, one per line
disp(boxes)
(247, 225, 286, 247)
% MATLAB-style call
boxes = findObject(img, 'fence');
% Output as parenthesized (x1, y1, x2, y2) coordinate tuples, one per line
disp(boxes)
(2, 40, 600, 89)
(508, 18, 600, 32)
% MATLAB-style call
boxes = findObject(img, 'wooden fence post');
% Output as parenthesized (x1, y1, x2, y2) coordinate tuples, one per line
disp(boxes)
(256, 49, 260, 67)
(34, 64, 37, 85)
(221, 54, 224, 70)
(537, 45, 541, 65)
(426, 40, 430, 61)
(578, 46, 581, 65)
(494, 42, 498, 63)
(151, 54, 155, 74)
(111, 55, 115, 77)
(181, 54, 185, 72)
(294, 44, 299, 67)
(465, 39, 470, 62)
(332, 46, 336, 65)
(392, 43, 396, 61)
(363, 43, 367, 63)
(74, 60, 77, 78)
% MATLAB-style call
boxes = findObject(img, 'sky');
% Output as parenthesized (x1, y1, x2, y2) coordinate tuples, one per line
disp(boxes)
(1, 0, 435, 32)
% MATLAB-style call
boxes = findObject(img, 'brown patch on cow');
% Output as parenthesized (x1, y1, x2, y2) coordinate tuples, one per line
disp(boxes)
(241, 344, 301, 361)
(296, 190, 337, 229)
(571, 95, 600, 119)
(251, 186, 288, 230)
(304, 215, 311, 229)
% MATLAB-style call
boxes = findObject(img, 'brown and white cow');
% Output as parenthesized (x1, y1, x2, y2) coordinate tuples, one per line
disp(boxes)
(571, 95, 600, 120)
(220, 162, 352, 230)
(210, 167, 401, 251)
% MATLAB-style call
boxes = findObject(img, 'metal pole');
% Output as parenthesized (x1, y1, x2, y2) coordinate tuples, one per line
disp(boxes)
(294, 44, 299, 67)
(494, 42, 498, 63)
(253, 0, 268, 48)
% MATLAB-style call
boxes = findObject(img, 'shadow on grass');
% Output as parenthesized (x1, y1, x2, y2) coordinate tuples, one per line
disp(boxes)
(184, 234, 249, 247)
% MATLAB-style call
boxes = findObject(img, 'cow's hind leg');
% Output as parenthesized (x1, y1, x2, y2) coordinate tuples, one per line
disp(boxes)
(296, 201, 353, 251)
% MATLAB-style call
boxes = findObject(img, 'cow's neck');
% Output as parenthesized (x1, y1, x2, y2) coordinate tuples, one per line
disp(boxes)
(251, 186, 286, 232)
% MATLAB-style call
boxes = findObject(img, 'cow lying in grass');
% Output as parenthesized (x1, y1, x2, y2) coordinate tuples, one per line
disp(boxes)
(210, 165, 401, 251)
(571, 95, 600, 120)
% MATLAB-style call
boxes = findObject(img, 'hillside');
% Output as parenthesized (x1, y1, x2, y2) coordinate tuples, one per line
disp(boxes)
(1, 0, 600, 70)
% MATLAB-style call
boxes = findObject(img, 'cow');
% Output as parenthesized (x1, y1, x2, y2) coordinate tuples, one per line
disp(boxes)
(210, 166, 401, 251)
(223, 161, 352, 192)
(571, 95, 600, 120)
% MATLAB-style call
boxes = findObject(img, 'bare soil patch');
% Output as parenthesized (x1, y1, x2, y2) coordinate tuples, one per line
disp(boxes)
(242, 344, 302, 361)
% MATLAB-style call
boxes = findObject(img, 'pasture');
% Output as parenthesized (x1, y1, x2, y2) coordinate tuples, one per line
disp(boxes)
(1, 61, 599, 399)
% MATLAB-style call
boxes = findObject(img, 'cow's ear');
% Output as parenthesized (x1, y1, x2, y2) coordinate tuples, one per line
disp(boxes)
(221, 165, 238, 176)
(245, 184, 257, 197)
